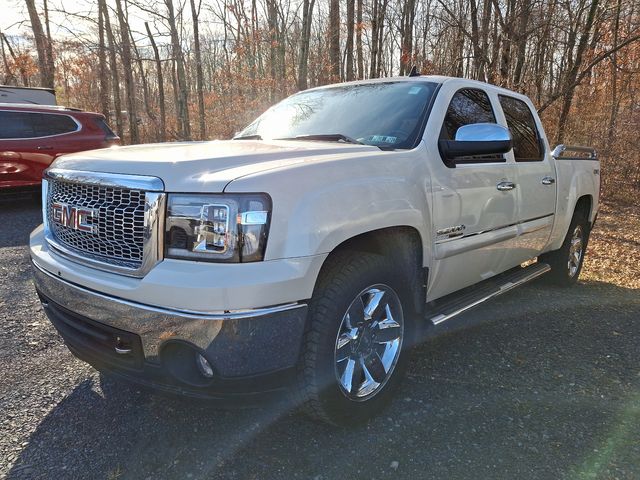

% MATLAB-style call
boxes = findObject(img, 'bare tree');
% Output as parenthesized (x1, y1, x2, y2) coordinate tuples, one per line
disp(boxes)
(98, 0, 123, 139)
(98, 3, 110, 118)
(297, 0, 316, 89)
(165, 0, 191, 140)
(114, 0, 140, 144)
(399, 0, 416, 75)
(190, 0, 206, 140)
(0, 31, 16, 84)
(345, 0, 355, 81)
(145, 21, 166, 142)
(356, 0, 364, 78)
(556, 0, 600, 143)
(329, 0, 340, 80)
(25, 0, 55, 88)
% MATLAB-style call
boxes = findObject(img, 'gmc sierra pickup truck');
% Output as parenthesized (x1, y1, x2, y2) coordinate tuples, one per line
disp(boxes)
(30, 76, 600, 425)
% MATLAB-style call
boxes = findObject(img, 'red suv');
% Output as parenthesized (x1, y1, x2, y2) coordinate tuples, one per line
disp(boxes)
(0, 104, 120, 191)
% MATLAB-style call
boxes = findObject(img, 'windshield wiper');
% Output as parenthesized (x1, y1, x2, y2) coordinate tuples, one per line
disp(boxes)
(275, 134, 364, 145)
(233, 134, 263, 140)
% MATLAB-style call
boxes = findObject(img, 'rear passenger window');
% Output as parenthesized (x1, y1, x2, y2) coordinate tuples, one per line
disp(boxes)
(0, 111, 77, 139)
(0, 111, 36, 139)
(498, 95, 544, 161)
(35, 114, 78, 136)
(441, 88, 496, 140)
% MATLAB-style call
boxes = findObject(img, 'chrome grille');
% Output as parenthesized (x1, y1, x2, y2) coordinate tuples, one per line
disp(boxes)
(47, 179, 146, 268)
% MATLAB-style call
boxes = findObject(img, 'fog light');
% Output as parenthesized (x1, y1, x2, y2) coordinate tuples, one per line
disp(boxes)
(195, 353, 214, 378)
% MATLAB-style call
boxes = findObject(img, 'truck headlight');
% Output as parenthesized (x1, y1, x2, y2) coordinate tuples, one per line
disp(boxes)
(165, 193, 271, 262)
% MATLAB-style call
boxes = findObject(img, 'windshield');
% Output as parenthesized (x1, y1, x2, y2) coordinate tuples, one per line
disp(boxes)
(237, 81, 438, 149)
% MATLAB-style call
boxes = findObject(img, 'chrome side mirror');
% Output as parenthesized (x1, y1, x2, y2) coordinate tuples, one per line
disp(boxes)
(439, 123, 513, 161)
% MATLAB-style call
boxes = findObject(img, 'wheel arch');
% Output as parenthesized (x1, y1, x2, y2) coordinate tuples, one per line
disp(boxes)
(574, 194, 593, 224)
(545, 193, 594, 253)
(314, 226, 427, 316)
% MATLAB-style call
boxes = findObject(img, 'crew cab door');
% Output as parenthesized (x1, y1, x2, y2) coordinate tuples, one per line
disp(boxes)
(497, 95, 556, 261)
(425, 86, 519, 301)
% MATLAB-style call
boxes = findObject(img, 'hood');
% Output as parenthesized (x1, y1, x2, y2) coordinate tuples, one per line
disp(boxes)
(50, 139, 380, 191)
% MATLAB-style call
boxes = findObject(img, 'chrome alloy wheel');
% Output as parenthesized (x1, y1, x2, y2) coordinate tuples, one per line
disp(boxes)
(334, 284, 404, 401)
(568, 225, 584, 278)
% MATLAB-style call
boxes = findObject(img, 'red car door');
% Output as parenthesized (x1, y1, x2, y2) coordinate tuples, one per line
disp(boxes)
(0, 110, 58, 188)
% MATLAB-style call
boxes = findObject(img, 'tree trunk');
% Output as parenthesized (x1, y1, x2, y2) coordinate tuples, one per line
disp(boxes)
(166, 0, 191, 140)
(114, 0, 139, 144)
(375, 0, 389, 77)
(99, 0, 123, 139)
(42, 0, 55, 86)
(329, 0, 340, 81)
(356, 0, 364, 79)
(469, 0, 483, 79)
(399, 0, 416, 76)
(345, 0, 355, 81)
(606, 0, 622, 151)
(0, 31, 16, 84)
(130, 32, 156, 141)
(512, 2, 531, 87)
(556, 0, 600, 144)
(97, 4, 109, 118)
(267, 0, 278, 97)
(25, 0, 54, 88)
(145, 22, 166, 142)
(297, 0, 316, 90)
(370, 0, 380, 78)
(190, 0, 206, 140)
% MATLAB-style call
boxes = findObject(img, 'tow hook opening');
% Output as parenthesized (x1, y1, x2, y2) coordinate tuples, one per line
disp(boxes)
(114, 336, 133, 355)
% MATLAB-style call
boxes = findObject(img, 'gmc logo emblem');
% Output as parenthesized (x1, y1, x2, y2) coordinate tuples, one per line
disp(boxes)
(51, 202, 95, 233)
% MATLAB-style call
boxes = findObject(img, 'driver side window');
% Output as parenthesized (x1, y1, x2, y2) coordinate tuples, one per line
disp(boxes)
(440, 88, 496, 140)
(439, 88, 502, 166)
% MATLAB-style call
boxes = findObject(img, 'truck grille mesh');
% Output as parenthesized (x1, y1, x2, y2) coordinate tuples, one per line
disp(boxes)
(47, 179, 146, 267)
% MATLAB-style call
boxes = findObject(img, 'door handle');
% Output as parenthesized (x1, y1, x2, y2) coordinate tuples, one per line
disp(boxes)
(497, 181, 516, 191)
(37, 146, 53, 151)
(542, 176, 555, 185)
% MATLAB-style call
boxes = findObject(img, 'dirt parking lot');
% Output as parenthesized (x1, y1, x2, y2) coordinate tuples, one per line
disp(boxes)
(1, 198, 639, 480)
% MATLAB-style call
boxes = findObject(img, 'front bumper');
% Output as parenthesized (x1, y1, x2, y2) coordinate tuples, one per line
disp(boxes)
(33, 261, 309, 397)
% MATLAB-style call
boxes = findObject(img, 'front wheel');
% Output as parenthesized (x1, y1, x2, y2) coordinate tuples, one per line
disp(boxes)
(296, 251, 415, 425)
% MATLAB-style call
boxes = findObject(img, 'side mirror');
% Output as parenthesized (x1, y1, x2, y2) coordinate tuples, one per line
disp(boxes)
(439, 123, 512, 161)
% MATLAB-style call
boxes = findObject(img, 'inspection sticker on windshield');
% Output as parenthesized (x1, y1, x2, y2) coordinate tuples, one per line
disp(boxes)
(371, 135, 397, 143)
(408, 86, 422, 95)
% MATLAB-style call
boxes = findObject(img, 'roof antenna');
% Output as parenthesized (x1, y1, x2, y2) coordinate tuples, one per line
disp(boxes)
(408, 65, 420, 77)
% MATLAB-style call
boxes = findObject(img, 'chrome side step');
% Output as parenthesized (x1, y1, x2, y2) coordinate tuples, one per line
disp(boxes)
(428, 262, 551, 326)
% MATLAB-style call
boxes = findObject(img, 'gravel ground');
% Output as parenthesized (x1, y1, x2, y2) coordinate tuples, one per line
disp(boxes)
(1, 198, 639, 480)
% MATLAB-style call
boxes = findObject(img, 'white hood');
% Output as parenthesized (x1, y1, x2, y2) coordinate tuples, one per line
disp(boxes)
(51, 139, 380, 191)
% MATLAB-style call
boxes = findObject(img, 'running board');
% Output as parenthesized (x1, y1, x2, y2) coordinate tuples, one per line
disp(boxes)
(428, 262, 551, 326)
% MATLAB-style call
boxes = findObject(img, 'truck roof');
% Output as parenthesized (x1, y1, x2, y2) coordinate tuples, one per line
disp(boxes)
(306, 75, 532, 102)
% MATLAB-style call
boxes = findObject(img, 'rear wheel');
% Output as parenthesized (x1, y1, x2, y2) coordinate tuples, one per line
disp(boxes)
(297, 251, 415, 425)
(540, 207, 590, 286)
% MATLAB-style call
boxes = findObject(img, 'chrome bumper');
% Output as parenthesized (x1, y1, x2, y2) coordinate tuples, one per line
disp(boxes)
(32, 261, 307, 369)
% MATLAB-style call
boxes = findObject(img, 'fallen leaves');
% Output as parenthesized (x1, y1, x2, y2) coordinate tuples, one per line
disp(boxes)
(581, 201, 640, 290)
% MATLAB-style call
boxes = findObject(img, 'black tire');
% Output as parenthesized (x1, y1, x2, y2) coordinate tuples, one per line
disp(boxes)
(539, 206, 590, 287)
(296, 251, 416, 425)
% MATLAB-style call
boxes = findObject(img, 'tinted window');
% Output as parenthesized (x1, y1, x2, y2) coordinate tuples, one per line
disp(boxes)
(237, 81, 438, 149)
(39, 113, 77, 136)
(499, 95, 543, 161)
(95, 117, 117, 138)
(0, 111, 37, 139)
(0, 111, 77, 139)
(441, 88, 496, 140)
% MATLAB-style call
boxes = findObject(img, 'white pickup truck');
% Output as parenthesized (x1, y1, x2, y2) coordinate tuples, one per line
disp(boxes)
(30, 76, 600, 424)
